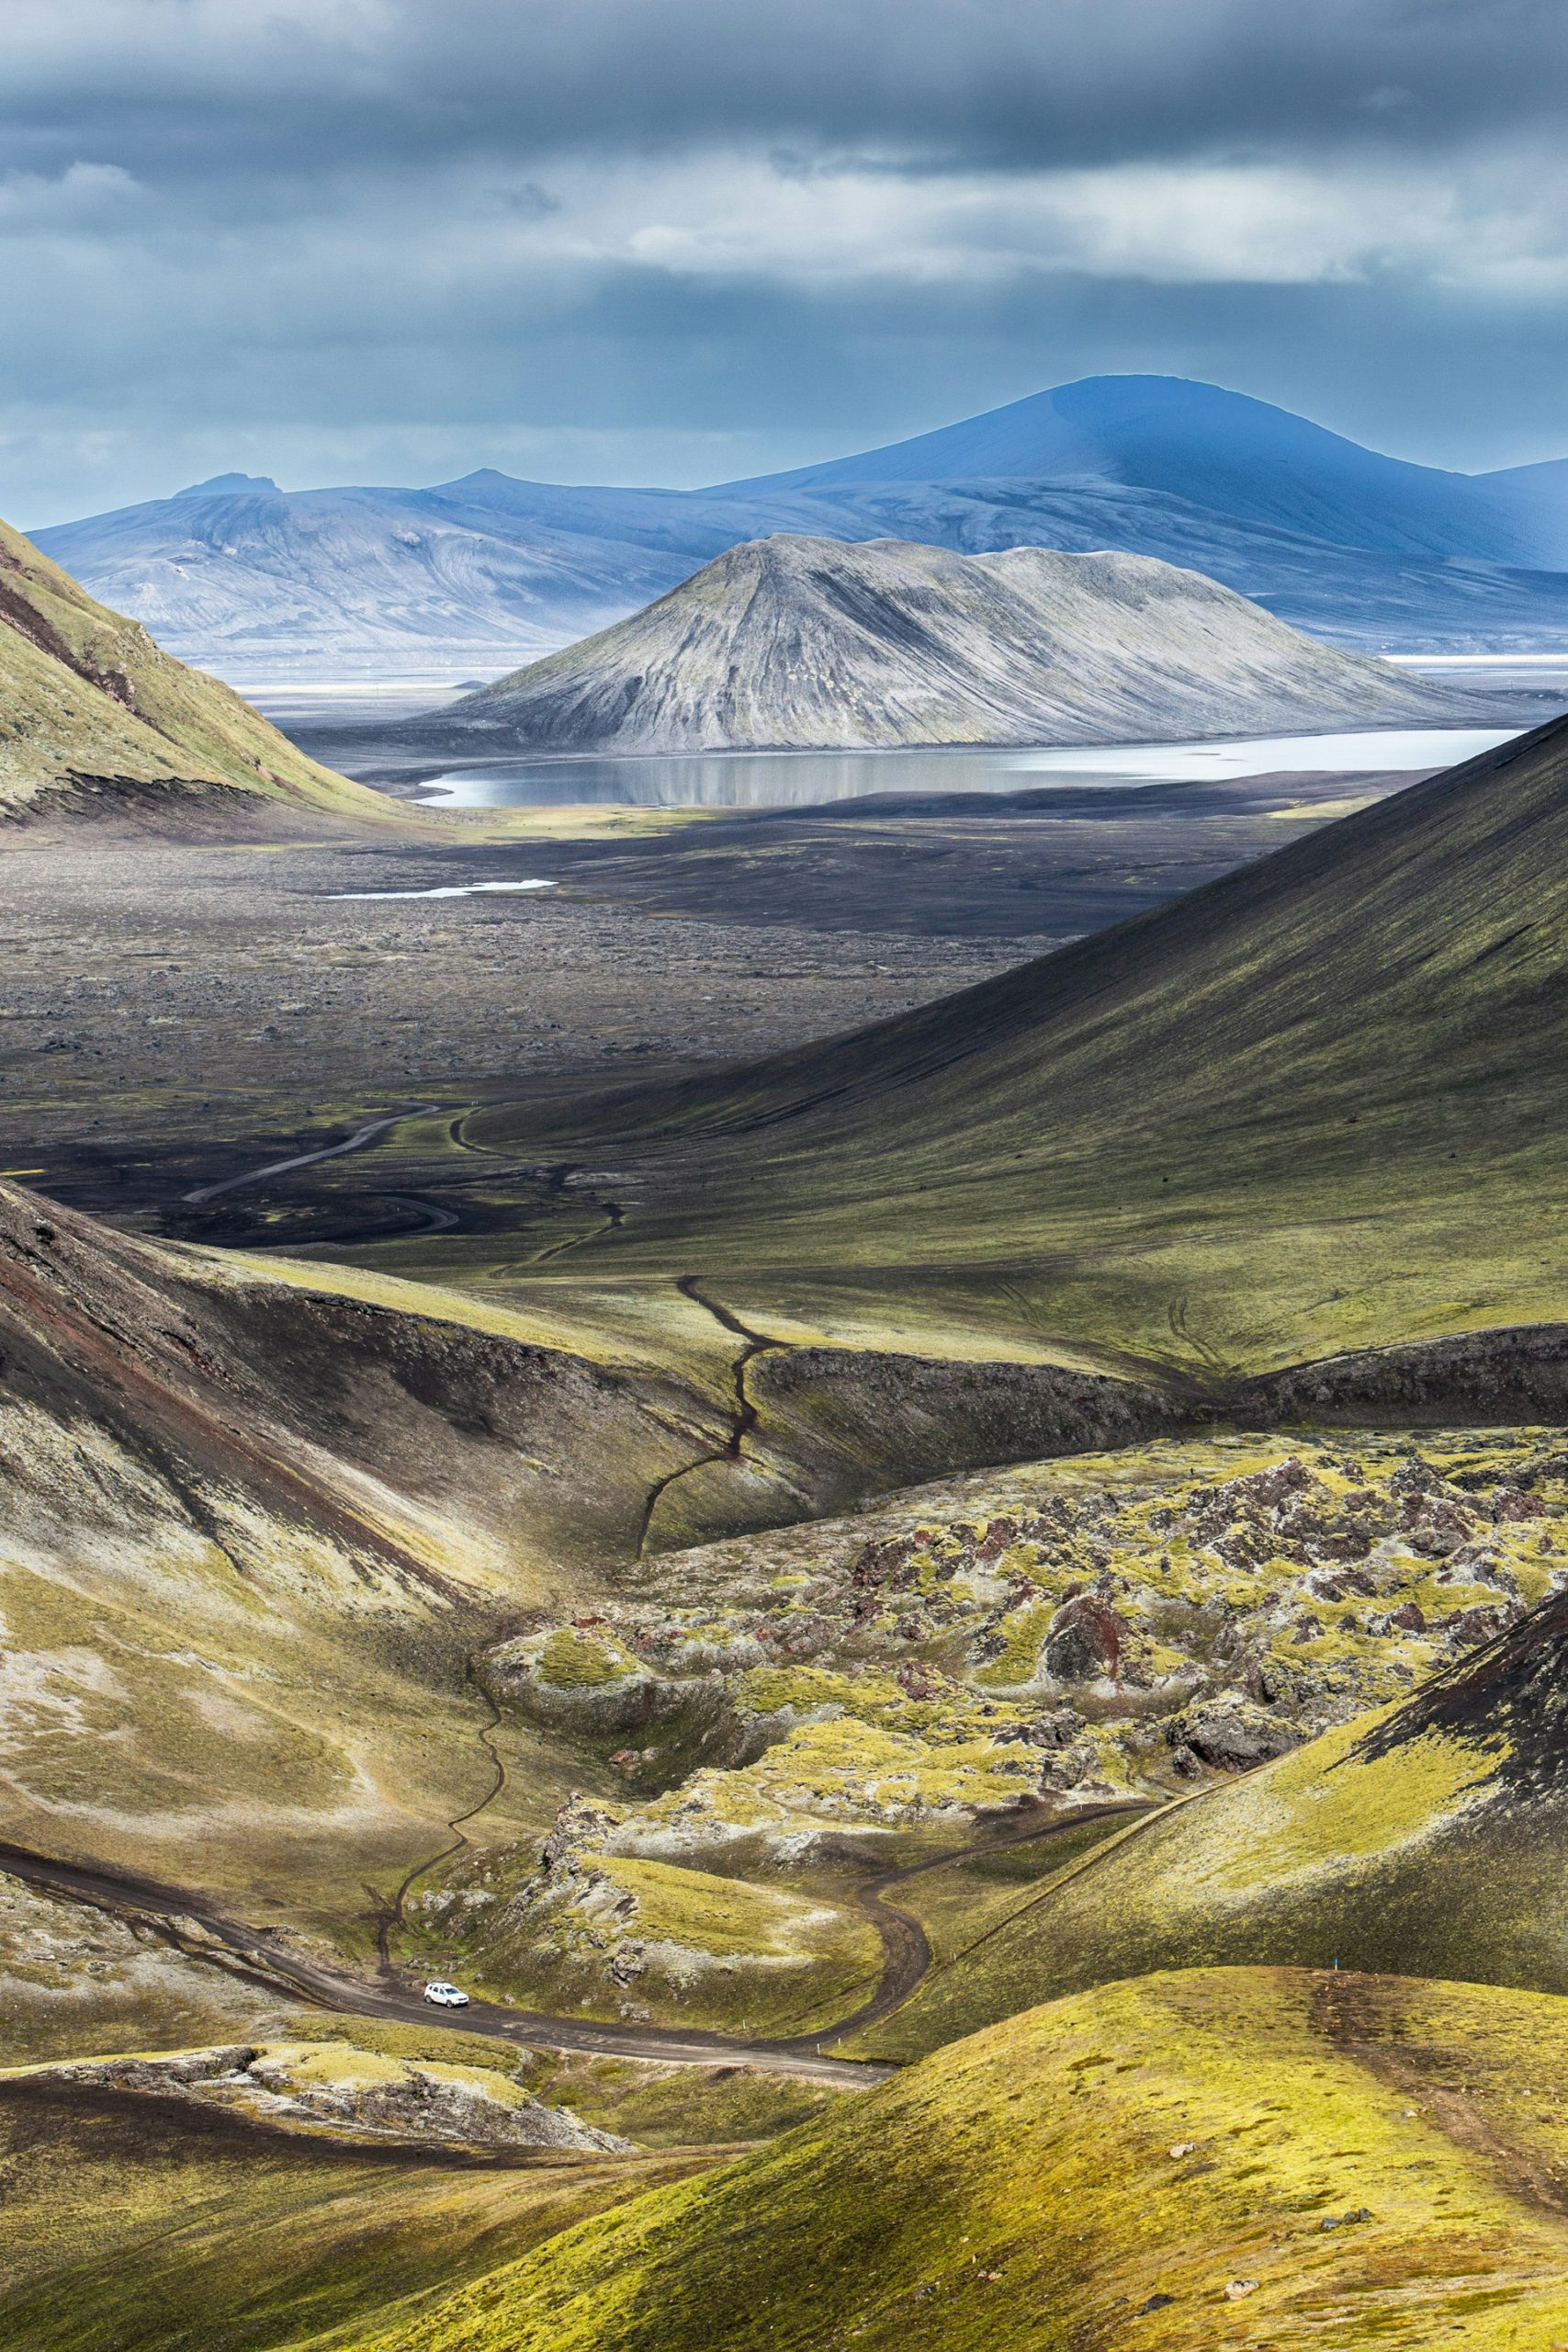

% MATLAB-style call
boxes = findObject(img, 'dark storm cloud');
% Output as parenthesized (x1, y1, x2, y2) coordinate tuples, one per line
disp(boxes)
(6, 0, 1567, 175)
(3, 0, 1567, 518)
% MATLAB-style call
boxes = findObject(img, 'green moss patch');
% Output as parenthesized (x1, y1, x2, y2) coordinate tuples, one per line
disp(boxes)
(355, 1967, 1568, 2352)
(537, 1630, 641, 1690)
(0, 2071, 704, 2352)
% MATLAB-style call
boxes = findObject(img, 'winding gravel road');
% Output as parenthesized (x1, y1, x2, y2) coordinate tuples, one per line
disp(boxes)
(182, 1105, 439, 1204)
(0, 1838, 881, 2085)
(0, 1804, 1148, 2088)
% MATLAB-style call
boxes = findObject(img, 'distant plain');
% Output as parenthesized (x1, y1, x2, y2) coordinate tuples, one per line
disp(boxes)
(8, 744, 1513, 1226)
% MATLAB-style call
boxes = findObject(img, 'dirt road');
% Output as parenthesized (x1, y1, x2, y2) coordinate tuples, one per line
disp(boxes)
(0, 1804, 1146, 2086)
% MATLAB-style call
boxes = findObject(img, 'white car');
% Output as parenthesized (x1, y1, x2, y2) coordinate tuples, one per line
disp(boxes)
(423, 1979, 470, 2008)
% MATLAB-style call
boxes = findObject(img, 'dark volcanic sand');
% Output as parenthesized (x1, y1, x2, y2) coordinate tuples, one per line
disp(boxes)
(3, 768, 1414, 1227)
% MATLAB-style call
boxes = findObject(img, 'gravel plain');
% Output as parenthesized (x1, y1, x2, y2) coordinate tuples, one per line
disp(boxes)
(3, 767, 1415, 1222)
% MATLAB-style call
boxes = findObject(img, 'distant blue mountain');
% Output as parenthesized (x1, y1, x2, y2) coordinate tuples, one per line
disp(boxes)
(173, 472, 282, 498)
(32, 473, 745, 678)
(719, 377, 1548, 565)
(29, 376, 1568, 676)
(1479, 454, 1568, 556)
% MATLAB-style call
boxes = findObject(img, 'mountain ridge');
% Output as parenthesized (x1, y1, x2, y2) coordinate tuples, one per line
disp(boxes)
(427, 534, 1491, 753)
(712, 374, 1548, 562)
(0, 514, 398, 826)
(32, 374, 1568, 674)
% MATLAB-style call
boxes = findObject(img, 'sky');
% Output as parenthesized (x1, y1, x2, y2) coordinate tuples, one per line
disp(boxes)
(5, 0, 1568, 523)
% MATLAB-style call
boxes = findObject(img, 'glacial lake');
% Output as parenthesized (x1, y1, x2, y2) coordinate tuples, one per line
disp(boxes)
(250, 663, 1568, 811)
(403, 727, 1523, 810)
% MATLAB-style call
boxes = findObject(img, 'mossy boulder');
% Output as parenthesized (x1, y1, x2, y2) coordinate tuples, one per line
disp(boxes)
(481, 1626, 659, 1733)
(1169, 1694, 1303, 1770)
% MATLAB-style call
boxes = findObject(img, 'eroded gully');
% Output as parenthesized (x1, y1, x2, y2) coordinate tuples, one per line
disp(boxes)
(636, 1273, 790, 1558)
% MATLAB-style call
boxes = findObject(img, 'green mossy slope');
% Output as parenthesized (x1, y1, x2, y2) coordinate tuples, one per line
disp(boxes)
(0, 2071, 704, 2352)
(356, 1967, 1568, 2352)
(0, 515, 393, 824)
(464, 716, 1568, 1379)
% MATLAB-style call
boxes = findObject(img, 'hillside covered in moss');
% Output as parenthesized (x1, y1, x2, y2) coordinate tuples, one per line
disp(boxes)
(11, 631, 1568, 2350)
(0, 516, 393, 826)
(455, 714, 1568, 1387)
(867, 1454, 1568, 2056)
(408, 1427, 1568, 2035)
(0, 2030, 705, 2352)
(355, 1968, 1568, 2352)
(0, 1174, 710, 1972)
(16, 1969, 1568, 2349)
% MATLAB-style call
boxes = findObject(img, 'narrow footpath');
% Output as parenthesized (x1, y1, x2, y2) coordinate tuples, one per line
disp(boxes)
(367, 1669, 510, 1972)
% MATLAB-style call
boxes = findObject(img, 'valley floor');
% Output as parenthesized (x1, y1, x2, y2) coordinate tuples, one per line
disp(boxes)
(3, 767, 1395, 1223)
(14, 745, 1568, 2349)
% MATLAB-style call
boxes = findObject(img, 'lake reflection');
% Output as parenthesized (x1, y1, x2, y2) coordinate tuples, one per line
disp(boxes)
(418, 728, 1521, 811)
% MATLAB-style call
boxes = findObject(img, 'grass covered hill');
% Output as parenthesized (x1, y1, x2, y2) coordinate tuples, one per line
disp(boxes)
(17, 1969, 1568, 2352)
(427, 533, 1483, 752)
(0, 514, 392, 825)
(468, 713, 1568, 1382)
(0, 1177, 712, 1951)
(0, 2039, 704, 2352)
(354, 1967, 1568, 2352)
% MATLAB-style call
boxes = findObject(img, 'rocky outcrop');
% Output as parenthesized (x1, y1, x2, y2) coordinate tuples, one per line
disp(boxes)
(34, 2040, 629, 2154)
(473, 1427, 1562, 1826)
(1169, 1696, 1303, 1770)
(479, 1626, 662, 1735)
(1242, 1324, 1568, 1427)
(1042, 1594, 1127, 1683)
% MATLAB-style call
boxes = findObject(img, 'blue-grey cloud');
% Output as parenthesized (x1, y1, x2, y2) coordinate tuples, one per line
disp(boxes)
(9, 1, 1568, 169)
(3, 0, 1567, 520)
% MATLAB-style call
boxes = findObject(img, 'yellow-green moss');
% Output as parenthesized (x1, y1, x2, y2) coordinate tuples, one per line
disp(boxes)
(0, 2070, 705, 2352)
(638, 1714, 1041, 1834)
(278, 2013, 525, 2077)
(594, 1856, 868, 1968)
(1167, 1717, 1503, 1896)
(537, 1630, 640, 1690)
(354, 1968, 1568, 2352)
(972, 1601, 1054, 1688)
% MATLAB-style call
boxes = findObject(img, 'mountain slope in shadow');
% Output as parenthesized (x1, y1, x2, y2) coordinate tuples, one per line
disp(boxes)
(465, 712, 1568, 1381)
